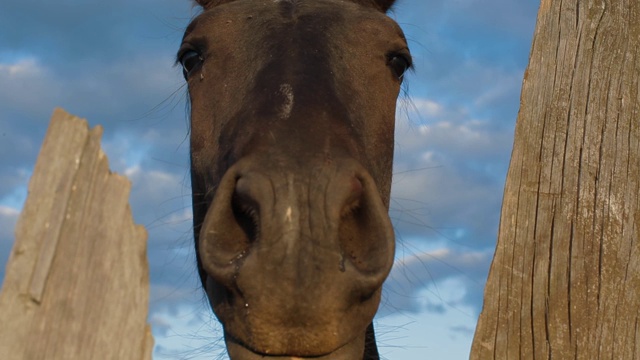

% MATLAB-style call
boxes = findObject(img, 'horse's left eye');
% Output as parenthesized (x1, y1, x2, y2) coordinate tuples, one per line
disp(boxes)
(179, 50, 203, 79)
(388, 54, 412, 80)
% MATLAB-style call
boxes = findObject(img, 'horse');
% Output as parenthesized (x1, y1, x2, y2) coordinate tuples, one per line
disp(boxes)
(179, 0, 412, 358)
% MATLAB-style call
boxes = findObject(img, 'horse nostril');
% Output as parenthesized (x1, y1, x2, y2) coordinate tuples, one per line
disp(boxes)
(350, 176, 363, 195)
(338, 173, 394, 287)
(341, 177, 364, 217)
(232, 177, 260, 244)
(199, 172, 263, 275)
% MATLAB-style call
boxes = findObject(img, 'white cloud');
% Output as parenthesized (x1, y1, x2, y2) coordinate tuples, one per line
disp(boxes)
(0, 205, 19, 243)
(446, 0, 539, 37)
(391, 96, 511, 249)
(0, 205, 19, 284)
(150, 305, 226, 360)
(0, 57, 60, 118)
(0, 57, 42, 77)
(150, 283, 202, 314)
(413, 118, 512, 160)
(125, 166, 191, 225)
(407, 98, 444, 118)
(0, 205, 19, 217)
(381, 248, 492, 316)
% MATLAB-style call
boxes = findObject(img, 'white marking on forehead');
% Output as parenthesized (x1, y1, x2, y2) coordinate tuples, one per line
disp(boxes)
(279, 83, 294, 119)
(285, 206, 292, 223)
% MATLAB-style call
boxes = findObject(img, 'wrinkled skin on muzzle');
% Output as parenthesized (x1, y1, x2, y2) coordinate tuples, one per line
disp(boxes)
(181, 0, 410, 358)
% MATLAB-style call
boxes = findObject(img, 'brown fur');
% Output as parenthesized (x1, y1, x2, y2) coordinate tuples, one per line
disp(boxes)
(195, 0, 398, 12)
(181, 0, 410, 358)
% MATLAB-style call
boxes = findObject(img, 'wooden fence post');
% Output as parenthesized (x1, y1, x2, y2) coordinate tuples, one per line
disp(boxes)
(0, 109, 153, 359)
(471, 1, 640, 358)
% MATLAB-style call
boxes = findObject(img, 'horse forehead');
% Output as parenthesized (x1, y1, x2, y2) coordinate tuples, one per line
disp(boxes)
(185, 0, 405, 110)
(188, 0, 396, 37)
(186, 0, 406, 77)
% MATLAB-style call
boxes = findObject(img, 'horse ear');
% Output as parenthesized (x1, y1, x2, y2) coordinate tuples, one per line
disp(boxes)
(195, 0, 396, 12)
(194, 0, 233, 9)
(351, 0, 397, 12)
(371, 0, 396, 12)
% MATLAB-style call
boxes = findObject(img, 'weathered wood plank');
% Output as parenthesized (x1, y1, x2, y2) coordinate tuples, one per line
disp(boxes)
(471, 1, 640, 359)
(0, 108, 153, 359)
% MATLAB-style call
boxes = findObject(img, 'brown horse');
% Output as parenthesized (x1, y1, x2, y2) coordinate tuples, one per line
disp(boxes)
(179, 0, 412, 358)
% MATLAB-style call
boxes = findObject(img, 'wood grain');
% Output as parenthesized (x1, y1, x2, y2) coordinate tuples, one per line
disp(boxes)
(471, 1, 640, 359)
(0, 109, 153, 359)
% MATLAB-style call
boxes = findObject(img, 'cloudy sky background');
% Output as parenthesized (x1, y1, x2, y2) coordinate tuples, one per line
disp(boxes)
(0, 0, 539, 358)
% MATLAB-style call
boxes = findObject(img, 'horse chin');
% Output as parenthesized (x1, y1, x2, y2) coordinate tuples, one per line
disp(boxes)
(224, 331, 366, 360)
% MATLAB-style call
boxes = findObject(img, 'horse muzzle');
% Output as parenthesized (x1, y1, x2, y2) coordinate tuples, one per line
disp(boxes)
(198, 156, 395, 357)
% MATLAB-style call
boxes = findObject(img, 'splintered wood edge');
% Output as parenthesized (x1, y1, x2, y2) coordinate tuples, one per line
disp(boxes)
(0, 108, 154, 358)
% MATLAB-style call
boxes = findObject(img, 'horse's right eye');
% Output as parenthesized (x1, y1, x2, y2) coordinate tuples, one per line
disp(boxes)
(179, 50, 203, 79)
(388, 54, 412, 80)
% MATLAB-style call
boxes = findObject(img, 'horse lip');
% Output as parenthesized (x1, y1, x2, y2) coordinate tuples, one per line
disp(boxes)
(224, 334, 310, 360)
(224, 329, 366, 360)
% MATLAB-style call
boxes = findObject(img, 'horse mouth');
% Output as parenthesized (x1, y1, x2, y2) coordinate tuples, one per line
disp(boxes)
(224, 330, 366, 360)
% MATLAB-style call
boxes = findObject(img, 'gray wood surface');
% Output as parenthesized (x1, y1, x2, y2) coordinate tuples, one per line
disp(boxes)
(471, 1, 640, 359)
(0, 109, 153, 359)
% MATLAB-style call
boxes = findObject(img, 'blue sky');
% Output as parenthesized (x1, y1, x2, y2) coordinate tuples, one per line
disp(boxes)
(0, 0, 539, 358)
